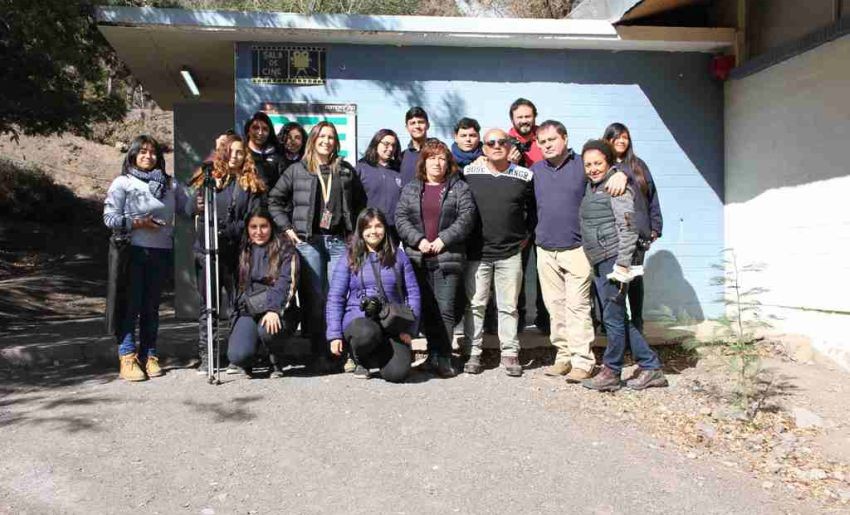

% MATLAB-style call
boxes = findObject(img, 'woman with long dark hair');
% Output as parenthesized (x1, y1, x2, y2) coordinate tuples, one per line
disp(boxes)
(268, 121, 365, 373)
(103, 135, 189, 381)
(228, 207, 298, 377)
(602, 123, 663, 333)
(326, 208, 420, 382)
(277, 121, 308, 172)
(187, 134, 266, 373)
(243, 111, 282, 190)
(395, 139, 476, 377)
(355, 129, 403, 241)
(578, 139, 666, 391)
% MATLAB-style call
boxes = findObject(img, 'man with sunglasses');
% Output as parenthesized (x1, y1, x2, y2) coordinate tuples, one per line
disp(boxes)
(461, 129, 536, 377)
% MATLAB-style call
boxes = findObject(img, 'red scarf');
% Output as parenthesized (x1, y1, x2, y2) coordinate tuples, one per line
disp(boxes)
(508, 126, 544, 166)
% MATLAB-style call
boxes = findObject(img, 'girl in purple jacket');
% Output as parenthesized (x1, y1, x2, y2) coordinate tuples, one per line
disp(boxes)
(326, 208, 421, 382)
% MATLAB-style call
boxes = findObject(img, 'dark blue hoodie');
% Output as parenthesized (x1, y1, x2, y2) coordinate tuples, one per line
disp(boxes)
(355, 160, 403, 227)
(399, 141, 420, 189)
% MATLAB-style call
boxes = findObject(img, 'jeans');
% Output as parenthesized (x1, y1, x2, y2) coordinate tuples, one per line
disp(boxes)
(296, 234, 347, 355)
(117, 246, 172, 358)
(518, 243, 549, 329)
(592, 257, 661, 373)
(463, 252, 523, 357)
(194, 258, 235, 359)
(413, 259, 459, 358)
(227, 315, 290, 368)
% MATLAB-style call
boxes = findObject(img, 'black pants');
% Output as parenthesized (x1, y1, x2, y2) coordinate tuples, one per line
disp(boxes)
(627, 275, 645, 333)
(518, 244, 549, 329)
(227, 315, 289, 368)
(344, 317, 411, 383)
(413, 260, 458, 358)
(195, 258, 236, 359)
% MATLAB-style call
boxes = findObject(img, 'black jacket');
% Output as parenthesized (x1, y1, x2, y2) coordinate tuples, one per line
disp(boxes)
(249, 147, 283, 192)
(394, 174, 476, 274)
(267, 160, 364, 239)
(235, 241, 299, 317)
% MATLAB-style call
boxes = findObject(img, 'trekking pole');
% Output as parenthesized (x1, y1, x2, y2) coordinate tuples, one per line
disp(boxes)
(202, 167, 221, 385)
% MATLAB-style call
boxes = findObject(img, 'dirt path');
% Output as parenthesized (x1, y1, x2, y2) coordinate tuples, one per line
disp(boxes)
(0, 366, 819, 514)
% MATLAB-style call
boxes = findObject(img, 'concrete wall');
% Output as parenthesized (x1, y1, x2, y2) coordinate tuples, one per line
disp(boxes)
(725, 34, 850, 370)
(748, 0, 840, 56)
(234, 43, 726, 322)
(173, 101, 235, 319)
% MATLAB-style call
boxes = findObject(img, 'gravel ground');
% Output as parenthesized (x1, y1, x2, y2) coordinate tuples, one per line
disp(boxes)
(0, 363, 819, 515)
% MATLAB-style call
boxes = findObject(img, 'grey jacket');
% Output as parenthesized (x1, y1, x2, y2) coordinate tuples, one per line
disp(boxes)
(394, 174, 476, 274)
(103, 174, 189, 249)
(579, 168, 639, 268)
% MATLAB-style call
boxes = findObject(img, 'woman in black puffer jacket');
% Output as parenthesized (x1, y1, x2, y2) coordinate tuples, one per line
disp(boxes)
(395, 138, 476, 377)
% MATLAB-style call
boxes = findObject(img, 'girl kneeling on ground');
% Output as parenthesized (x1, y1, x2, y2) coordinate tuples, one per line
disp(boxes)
(579, 140, 667, 392)
(227, 207, 299, 377)
(326, 208, 421, 382)
(104, 135, 190, 381)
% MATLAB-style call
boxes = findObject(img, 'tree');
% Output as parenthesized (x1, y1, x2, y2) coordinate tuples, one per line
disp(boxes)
(0, 0, 127, 140)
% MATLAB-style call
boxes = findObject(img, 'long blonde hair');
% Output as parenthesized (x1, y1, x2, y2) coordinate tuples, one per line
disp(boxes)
(302, 121, 341, 174)
(190, 134, 266, 194)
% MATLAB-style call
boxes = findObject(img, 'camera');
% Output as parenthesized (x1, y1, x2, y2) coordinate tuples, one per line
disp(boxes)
(507, 137, 531, 153)
(360, 296, 384, 319)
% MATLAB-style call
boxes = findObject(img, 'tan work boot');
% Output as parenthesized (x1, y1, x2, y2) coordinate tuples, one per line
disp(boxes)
(145, 356, 163, 377)
(565, 366, 593, 383)
(544, 361, 571, 376)
(119, 353, 147, 382)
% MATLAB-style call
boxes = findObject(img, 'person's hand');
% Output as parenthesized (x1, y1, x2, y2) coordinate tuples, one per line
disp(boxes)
(285, 229, 302, 245)
(604, 171, 628, 196)
(507, 147, 522, 164)
(430, 238, 445, 254)
(398, 333, 412, 345)
(472, 155, 488, 167)
(417, 239, 431, 254)
(215, 134, 228, 150)
(650, 230, 659, 242)
(260, 312, 281, 335)
(330, 339, 344, 356)
(132, 216, 160, 230)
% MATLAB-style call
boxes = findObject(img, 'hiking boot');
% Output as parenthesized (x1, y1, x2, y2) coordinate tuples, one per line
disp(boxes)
(582, 366, 621, 392)
(626, 368, 668, 390)
(501, 355, 523, 377)
(435, 356, 456, 378)
(544, 361, 571, 377)
(565, 366, 593, 383)
(343, 357, 357, 373)
(463, 355, 482, 374)
(353, 364, 370, 379)
(145, 356, 163, 377)
(119, 353, 147, 382)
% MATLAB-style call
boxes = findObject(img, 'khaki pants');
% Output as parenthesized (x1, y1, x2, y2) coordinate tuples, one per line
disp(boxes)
(536, 246, 595, 371)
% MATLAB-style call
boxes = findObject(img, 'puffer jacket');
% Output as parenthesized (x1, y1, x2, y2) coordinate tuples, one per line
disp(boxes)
(394, 173, 476, 274)
(267, 160, 364, 239)
(579, 167, 639, 268)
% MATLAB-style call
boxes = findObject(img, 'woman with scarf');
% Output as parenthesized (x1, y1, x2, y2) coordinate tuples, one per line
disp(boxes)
(277, 121, 308, 172)
(243, 111, 282, 191)
(103, 135, 190, 382)
(355, 129, 403, 242)
(187, 134, 267, 373)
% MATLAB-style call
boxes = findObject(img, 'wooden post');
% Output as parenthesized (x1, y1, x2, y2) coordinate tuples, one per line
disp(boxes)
(735, 0, 748, 66)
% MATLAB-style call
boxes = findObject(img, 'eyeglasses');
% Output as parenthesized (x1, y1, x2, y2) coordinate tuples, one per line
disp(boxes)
(484, 139, 509, 148)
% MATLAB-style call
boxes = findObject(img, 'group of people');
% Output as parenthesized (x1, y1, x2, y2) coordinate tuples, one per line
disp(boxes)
(103, 97, 667, 390)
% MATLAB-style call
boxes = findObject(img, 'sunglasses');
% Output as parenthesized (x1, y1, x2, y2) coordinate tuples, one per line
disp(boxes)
(484, 139, 509, 148)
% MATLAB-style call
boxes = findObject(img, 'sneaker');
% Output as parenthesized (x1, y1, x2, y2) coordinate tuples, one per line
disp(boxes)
(463, 355, 482, 374)
(119, 353, 147, 382)
(544, 361, 571, 376)
(343, 357, 357, 373)
(501, 355, 523, 377)
(565, 366, 593, 383)
(353, 364, 370, 379)
(145, 356, 163, 378)
(435, 356, 456, 378)
(225, 363, 241, 375)
(626, 368, 668, 390)
(582, 366, 621, 392)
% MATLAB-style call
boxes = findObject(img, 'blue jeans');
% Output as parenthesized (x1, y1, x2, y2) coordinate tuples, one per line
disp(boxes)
(296, 234, 347, 355)
(118, 246, 172, 358)
(592, 257, 661, 373)
(227, 315, 290, 368)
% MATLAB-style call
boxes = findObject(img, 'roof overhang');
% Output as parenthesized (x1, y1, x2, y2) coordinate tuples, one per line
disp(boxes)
(96, 6, 735, 109)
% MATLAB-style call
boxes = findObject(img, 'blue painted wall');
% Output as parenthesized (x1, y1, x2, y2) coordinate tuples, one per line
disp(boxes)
(235, 43, 724, 320)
